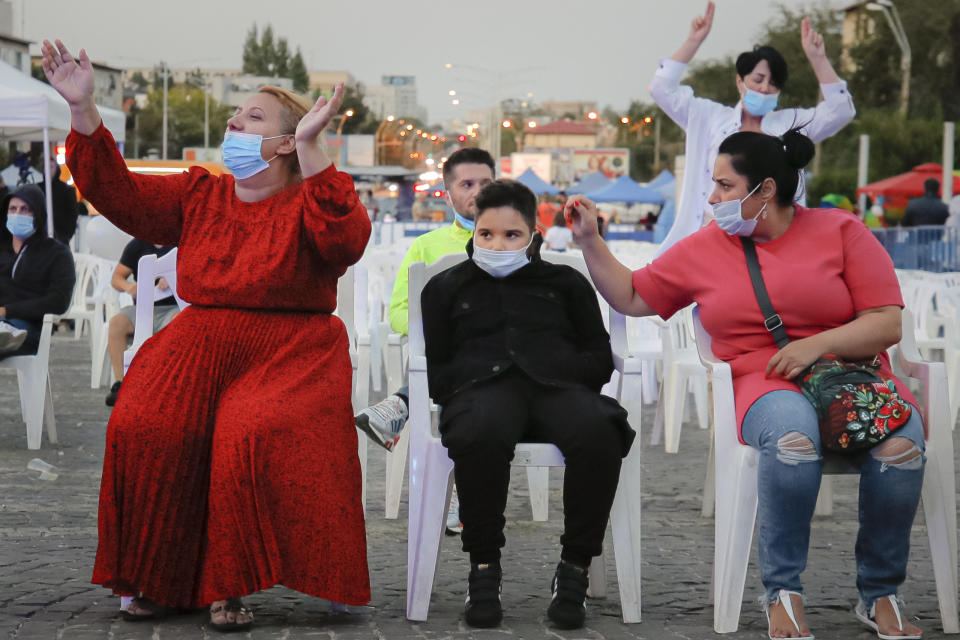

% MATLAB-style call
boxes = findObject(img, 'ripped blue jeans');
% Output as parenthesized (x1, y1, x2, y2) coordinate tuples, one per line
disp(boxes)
(741, 390, 925, 608)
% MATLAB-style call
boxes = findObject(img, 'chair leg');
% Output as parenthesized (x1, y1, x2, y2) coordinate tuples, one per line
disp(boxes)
(20, 366, 45, 450)
(701, 434, 716, 518)
(357, 431, 367, 511)
(641, 359, 659, 405)
(385, 429, 409, 519)
(406, 447, 454, 621)
(813, 476, 833, 517)
(921, 424, 960, 633)
(713, 447, 759, 634)
(663, 367, 685, 453)
(587, 551, 607, 598)
(610, 440, 643, 623)
(693, 374, 709, 430)
(43, 375, 57, 445)
(527, 466, 549, 522)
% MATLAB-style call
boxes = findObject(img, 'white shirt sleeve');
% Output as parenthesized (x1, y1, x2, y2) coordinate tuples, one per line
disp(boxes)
(648, 58, 695, 131)
(781, 81, 856, 143)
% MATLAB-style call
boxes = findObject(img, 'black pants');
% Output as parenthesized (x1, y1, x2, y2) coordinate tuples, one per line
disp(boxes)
(439, 368, 630, 567)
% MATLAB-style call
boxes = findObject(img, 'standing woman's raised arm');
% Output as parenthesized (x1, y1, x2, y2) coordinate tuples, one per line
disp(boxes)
(670, 1, 715, 64)
(41, 39, 101, 135)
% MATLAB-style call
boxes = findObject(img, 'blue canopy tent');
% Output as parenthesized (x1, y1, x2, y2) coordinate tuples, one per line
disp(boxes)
(569, 171, 612, 194)
(515, 167, 559, 196)
(647, 169, 674, 189)
(586, 175, 665, 204)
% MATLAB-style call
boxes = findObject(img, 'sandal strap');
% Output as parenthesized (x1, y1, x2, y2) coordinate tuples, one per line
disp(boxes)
(777, 589, 804, 635)
(871, 594, 904, 633)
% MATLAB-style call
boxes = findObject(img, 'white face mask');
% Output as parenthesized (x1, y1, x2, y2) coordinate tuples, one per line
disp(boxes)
(472, 237, 533, 278)
(712, 181, 767, 236)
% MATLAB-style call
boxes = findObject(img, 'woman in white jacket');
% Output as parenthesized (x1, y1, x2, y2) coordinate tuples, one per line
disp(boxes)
(651, 1, 855, 255)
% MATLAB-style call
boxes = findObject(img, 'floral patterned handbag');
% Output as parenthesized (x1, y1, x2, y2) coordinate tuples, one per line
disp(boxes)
(741, 238, 912, 453)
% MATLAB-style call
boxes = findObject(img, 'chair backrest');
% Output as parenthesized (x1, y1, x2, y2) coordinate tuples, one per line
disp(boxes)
(68, 253, 97, 312)
(334, 265, 356, 347)
(130, 248, 187, 352)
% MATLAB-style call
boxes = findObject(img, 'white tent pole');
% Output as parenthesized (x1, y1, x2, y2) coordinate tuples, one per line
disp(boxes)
(42, 126, 53, 239)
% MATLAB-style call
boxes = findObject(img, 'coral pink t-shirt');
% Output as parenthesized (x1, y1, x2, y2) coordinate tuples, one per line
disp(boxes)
(632, 206, 916, 438)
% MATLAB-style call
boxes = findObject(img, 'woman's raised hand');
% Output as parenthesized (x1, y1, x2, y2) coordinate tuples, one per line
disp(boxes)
(801, 18, 826, 60)
(41, 40, 94, 107)
(565, 196, 600, 240)
(687, 1, 715, 45)
(296, 82, 346, 144)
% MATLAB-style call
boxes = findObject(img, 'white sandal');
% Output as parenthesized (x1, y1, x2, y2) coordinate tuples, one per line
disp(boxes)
(855, 595, 922, 639)
(763, 589, 814, 640)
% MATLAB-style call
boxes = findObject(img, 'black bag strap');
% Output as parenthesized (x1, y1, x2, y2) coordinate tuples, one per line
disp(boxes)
(740, 237, 791, 349)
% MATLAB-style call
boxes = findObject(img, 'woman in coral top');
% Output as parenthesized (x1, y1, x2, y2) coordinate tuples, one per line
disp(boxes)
(42, 40, 371, 632)
(569, 129, 924, 640)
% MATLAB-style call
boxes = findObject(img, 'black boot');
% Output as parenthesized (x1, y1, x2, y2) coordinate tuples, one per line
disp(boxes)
(547, 560, 588, 629)
(464, 561, 502, 628)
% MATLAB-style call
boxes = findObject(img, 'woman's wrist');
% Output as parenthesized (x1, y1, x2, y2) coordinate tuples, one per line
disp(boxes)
(70, 98, 101, 135)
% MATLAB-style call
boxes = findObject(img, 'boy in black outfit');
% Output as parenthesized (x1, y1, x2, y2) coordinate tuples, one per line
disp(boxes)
(421, 180, 633, 629)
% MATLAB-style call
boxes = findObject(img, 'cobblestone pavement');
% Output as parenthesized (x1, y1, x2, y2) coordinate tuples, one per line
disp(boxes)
(1, 334, 958, 639)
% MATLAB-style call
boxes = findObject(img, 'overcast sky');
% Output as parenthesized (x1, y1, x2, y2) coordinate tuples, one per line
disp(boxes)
(23, 0, 846, 123)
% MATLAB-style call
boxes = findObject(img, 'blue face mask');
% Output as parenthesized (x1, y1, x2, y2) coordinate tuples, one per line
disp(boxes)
(742, 89, 779, 117)
(6, 213, 35, 239)
(454, 212, 475, 230)
(220, 131, 289, 179)
(712, 181, 766, 236)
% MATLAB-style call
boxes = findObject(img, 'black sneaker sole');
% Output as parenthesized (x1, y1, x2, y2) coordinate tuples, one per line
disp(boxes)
(355, 414, 394, 451)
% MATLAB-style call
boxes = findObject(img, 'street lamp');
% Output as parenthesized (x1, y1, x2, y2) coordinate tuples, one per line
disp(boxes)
(866, 0, 910, 117)
(336, 109, 355, 136)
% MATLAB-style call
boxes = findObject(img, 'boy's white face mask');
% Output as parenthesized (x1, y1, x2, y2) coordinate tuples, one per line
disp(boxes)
(472, 237, 533, 278)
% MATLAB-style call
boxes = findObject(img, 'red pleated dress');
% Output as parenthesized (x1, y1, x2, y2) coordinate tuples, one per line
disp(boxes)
(66, 124, 372, 609)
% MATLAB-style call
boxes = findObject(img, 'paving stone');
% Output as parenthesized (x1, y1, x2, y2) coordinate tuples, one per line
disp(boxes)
(1, 335, 958, 638)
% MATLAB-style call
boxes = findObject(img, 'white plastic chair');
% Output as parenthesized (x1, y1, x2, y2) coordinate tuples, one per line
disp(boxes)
(649, 305, 709, 452)
(404, 253, 643, 623)
(122, 249, 189, 375)
(59, 253, 96, 341)
(2, 313, 60, 449)
(88, 256, 122, 389)
(692, 306, 959, 634)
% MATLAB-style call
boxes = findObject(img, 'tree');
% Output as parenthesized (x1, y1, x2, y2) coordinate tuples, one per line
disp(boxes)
(274, 38, 290, 79)
(132, 87, 233, 158)
(242, 24, 262, 75)
(185, 68, 206, 90)
(242, 23, 311, 92)
(336, 84, 376, 134)
(129, 71, 150, 91)
(289, 48, 310, 93)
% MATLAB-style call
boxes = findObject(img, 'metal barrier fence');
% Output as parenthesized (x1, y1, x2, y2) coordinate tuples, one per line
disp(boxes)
(871, 226, 960, 273)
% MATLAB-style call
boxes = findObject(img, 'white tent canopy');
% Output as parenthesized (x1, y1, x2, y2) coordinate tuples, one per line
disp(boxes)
(0, 59, 126, 142)
(0, 59, 127, 238)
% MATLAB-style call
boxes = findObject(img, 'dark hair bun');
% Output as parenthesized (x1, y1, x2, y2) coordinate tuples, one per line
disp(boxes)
(781, 129, 815, 170)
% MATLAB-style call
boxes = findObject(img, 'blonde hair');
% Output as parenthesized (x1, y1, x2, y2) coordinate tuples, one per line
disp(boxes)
(257, 86, 317, 176)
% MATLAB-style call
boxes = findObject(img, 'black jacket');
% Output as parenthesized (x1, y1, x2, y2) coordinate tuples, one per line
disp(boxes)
(902, 194, 949, 227)
(41, 165, 81, 243)
(421, 240, 614, 404)
(1, 185, 76, 322)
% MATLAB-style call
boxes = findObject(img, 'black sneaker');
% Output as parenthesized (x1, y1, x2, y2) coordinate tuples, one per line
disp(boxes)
(464, 562, 502, 628)
(547, 560, 588, 629)
(105, 381, 122, 407)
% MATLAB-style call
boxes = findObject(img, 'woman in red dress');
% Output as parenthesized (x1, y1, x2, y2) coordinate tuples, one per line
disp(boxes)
(42, 40, 371, 632)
